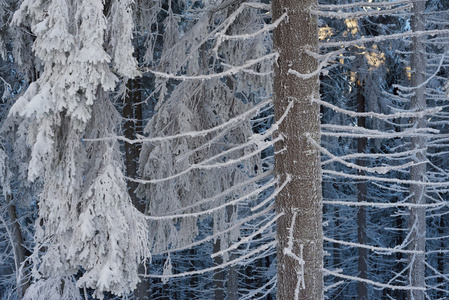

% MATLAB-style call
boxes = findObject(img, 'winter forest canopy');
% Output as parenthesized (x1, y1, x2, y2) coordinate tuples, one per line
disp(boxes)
(1, 0, 449, 299)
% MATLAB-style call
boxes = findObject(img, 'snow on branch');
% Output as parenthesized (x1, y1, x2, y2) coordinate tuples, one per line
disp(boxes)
(142, 179, 275, 220)
(393, 53, 447, 92)
(318, 0, 411, 10)
(312, 4, 412, 20)
(321, 124, 439, 139)
(315, 98, 442, 120)
(283, 211, 305, 299)
(308, 135, 416, 174)
(144, 241, 276, 279)
(323, 236, 424, 255)
(152, 205, 275, 256)
(164, 171, 273, 215)
(251, 174, 290, 212)
(213, 12, 287, 52)
(85, 98, 272, 144)
(321, 29, 449, 49)
(324, 169, 449, 187)
(323, 268, 426, 291)
(128, 134, 278, 184)
(146, 52, 277, 80)
(288, 49, 344, 79)
(211, 211, 281, 258)
(322, 200, 447, 209)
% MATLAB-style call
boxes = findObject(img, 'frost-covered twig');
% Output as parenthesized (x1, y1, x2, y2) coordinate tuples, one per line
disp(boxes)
(85, 98, 272, 144)
(312, 4, 412, 19)
(145, 240, 276, 279)
(283, 211, 305, 299)
(323, 236, 424, 255)
(308, 135, 417, 174)
(323, 200, 446, 209)
(211, 211, 281, 258)
(143, 179, 275, 220)
(318, 0, 411, 10)
(323, 268, 426, 291)
(324, 169, 449, 187)
(153, 205, 275, 255)
(321, 29, 449, 49)
(147, 52, 277, 80)
(315, 98, 441, 119)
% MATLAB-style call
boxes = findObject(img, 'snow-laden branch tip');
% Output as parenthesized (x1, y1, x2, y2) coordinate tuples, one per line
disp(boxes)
(165, 170, 273, 215)
(321, 29, 449, 49)
(251, 174, 290, 212)
(323, 200, 447, 209)
(146, 53, 277, 80)
(315, 98, 442, 120)
(323, 236, 424, 255)
(143, 179, 275, 220)
(144, 241, 276, 279)
(318, 0, 411, 10)
(288, 49, 344, 79)
(211, 212, 281, 258)
(283, 211, 305, 299)
(312, 3, 412, 20)
(324, 169, 449, 187)
(321, 124, 439, 139)
(152, 205, 275, 256)
(323, 268, 426, 291)
(214, 12, 287, 51)
(84, 98, 272, 144)
(308, 135, 418, 174)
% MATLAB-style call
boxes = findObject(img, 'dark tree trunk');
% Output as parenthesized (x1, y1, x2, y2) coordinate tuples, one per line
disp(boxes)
(356, 77, 368, 300)
(273, 0, 323, 299)
(408, 1, 427, 299)
(6, 194, 30, 298)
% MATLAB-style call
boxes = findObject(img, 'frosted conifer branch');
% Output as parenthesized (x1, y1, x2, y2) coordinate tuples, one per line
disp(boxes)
(147, 52, 277, 80)
(324, 169, 449, 187)
(318, 0, 411, 10)
(211, 212, 281, 258)
(323, 268, 426, 291)
(144, 241, 276, 279)
(323, 200, 446, 209)
(312, 4, 412, 19)
(315, 98, 442, 119)
(323, 236, 424, 255)
(321, 29, 449, 49)
(85, 98, 272, 144)
(152, 205, 275, 256)
(283, 211, 305, 298)
(308, 135, 417, 174)
(143, 179, 275, 220)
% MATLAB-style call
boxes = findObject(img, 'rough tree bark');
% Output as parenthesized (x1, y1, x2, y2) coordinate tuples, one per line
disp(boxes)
(356, 77, 368, 300)
(408, 1, 427, 299)
(273, 0, 323, 299)
(6, 194, 30, 298)
(124, 78, 150, 300)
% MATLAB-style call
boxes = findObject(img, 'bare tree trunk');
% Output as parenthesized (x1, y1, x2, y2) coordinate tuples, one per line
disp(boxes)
(408, 1, 427, 299)
(124, 78, 151, 300)
(213, 239, 225, 300)
(356, 77, 368, 300)
(273, 0, 323, 299)
(6, 194, 30, 298)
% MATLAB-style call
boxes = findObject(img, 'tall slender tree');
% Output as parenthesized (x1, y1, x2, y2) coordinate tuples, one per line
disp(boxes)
(273, 0, 323, 299)
(408, 1, 427, 299)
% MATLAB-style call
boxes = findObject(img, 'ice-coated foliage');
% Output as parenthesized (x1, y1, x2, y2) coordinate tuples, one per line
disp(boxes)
(5, 0, 147, 298)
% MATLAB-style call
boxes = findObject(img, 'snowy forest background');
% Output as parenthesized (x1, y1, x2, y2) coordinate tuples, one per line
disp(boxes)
(1, 0, 449, 299)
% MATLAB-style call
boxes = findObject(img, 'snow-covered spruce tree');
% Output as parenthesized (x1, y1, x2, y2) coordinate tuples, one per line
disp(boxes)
(135, 1, 275, 298)
(7, 0, 149, 298)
